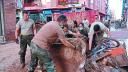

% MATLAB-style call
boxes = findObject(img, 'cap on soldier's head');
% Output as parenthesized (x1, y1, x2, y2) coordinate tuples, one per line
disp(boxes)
(57, 15, 67, 22)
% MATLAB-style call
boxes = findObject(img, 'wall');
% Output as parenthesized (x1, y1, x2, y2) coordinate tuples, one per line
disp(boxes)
(3, 0, 16, 41)
(101, 0, 106, 14)
(92, 0, 106, 14)
(51, 0, 57, 7)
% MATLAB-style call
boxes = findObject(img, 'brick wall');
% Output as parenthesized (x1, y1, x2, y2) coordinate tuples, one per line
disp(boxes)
(3, 0, 16, 41)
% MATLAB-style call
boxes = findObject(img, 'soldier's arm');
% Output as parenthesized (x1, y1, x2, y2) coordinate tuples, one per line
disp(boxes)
(69, 30, 81, 37)
(32, 20, 37, 35)
(15, 21, 21, 39)
(104, 27, 110, 37)
(89, 32, 94, 50)
(33, 24, 37, 35)
(15, 27, 20, 39)
(60, 38, 75, 49)
(57, 27, 75, 49)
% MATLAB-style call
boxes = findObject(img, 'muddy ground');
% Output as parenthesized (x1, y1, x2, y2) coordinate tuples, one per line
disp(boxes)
(0, 42, 31, 72)
(0, 27, 128, 72)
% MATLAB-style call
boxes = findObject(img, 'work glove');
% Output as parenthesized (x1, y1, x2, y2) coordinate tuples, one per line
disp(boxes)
(15, 38, 19, 44)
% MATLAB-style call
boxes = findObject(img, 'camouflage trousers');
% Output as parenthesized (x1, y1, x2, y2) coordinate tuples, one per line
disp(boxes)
(28, 42, 56, 72)
(19, 34, 34, 64)
(92, 32, 104, 49)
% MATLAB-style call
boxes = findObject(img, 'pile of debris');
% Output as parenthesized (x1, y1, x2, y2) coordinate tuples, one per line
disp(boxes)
(52, 37, 128, 72)
(80, 38, 128, 72)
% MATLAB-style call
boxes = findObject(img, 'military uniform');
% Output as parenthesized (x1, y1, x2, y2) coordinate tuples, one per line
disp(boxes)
(28, 21, 65, 72)
(16, 19, 35, 64)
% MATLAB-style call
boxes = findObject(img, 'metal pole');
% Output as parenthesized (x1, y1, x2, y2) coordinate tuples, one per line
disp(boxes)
(0, 0, 6, 43)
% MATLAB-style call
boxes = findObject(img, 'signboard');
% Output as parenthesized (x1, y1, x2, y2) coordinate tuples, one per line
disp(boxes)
(58, 0, 67, 5)
(52, 10, 61, 13)
(68, 0, 79, 4)
(58, 0, 79, 5)
(43, 10, 52, 15)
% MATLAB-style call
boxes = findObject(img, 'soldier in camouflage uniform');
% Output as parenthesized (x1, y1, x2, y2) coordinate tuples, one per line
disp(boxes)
(15, 11, 36, 68)
(28, 15, 75, 72)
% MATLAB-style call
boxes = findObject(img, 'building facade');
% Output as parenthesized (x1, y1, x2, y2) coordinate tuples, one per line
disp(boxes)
(23, 0, 107, 14)
(22, 0, 107, 22)
(0, 0, 16, 43)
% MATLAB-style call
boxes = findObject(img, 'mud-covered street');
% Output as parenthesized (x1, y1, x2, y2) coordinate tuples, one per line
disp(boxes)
(0, 43, 30, 72)
(0, 0, 128, 72)
(0, 27, 128, 72)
